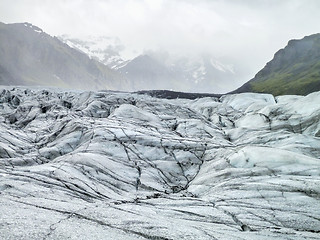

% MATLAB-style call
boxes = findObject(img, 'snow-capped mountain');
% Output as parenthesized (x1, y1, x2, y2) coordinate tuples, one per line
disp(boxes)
(165, 55, 236, 93)
(1, 86, 320, 239)
(59, 35, 130, 69)
(59, 35, 237, 93)
(122, 53, 237, 93)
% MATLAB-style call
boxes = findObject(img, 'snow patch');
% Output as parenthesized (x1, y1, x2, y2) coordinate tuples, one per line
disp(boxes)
(210, 58, 235, 74)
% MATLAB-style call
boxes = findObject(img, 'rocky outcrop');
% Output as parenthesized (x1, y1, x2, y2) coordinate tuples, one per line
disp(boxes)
(0, 86, 319, 239)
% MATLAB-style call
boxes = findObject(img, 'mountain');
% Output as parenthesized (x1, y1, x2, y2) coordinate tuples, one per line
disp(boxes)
(59, 35, 130, 69)
(0, 22, 237, 94)
(1, 86, 320, 239)
(119, 53, 236, 93)
(118, 54, 179, 90)
(0, 22, 129, 91)
(60, 35, 237, 93)
(234, 33, 320, 96)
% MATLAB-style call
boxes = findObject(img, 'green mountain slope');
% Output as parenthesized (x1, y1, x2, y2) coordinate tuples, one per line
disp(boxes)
(234, 33, 320, 96)
(0, 22, 130, 91)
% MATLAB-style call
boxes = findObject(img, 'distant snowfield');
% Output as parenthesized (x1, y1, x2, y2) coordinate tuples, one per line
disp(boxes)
(0, 87, 319, 239)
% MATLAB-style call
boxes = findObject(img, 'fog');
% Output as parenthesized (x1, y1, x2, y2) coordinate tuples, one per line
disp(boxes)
(1, 0, 320, 89)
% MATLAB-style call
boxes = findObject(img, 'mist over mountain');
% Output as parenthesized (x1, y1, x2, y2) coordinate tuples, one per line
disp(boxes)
(60, 35, 238, 93)
(121, 53, 237, 93)
(0, 22, 129, 91)
(1, 21, 320, 96)
(234, 33, 320, 96)
(0, 22, 239, 93)
(58, 35, 129, 69)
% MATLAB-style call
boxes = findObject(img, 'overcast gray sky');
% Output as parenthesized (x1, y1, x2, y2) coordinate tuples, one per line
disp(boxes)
(1, 0, 320, 88)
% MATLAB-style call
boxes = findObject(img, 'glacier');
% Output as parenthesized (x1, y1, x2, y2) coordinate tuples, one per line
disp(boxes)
(0, 86, 319, 239)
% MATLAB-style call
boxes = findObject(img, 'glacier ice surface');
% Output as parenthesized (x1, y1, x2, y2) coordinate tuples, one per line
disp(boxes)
(0, 86, 320, 239)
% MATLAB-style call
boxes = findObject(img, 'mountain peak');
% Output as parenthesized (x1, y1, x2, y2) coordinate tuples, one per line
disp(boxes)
(0, 22, 128, 91)
(19, 22, 44, 33)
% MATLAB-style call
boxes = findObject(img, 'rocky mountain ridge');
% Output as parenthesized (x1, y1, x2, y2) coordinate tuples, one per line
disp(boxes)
(234, 33, 320, 96)
(0, 22, 129, 91)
